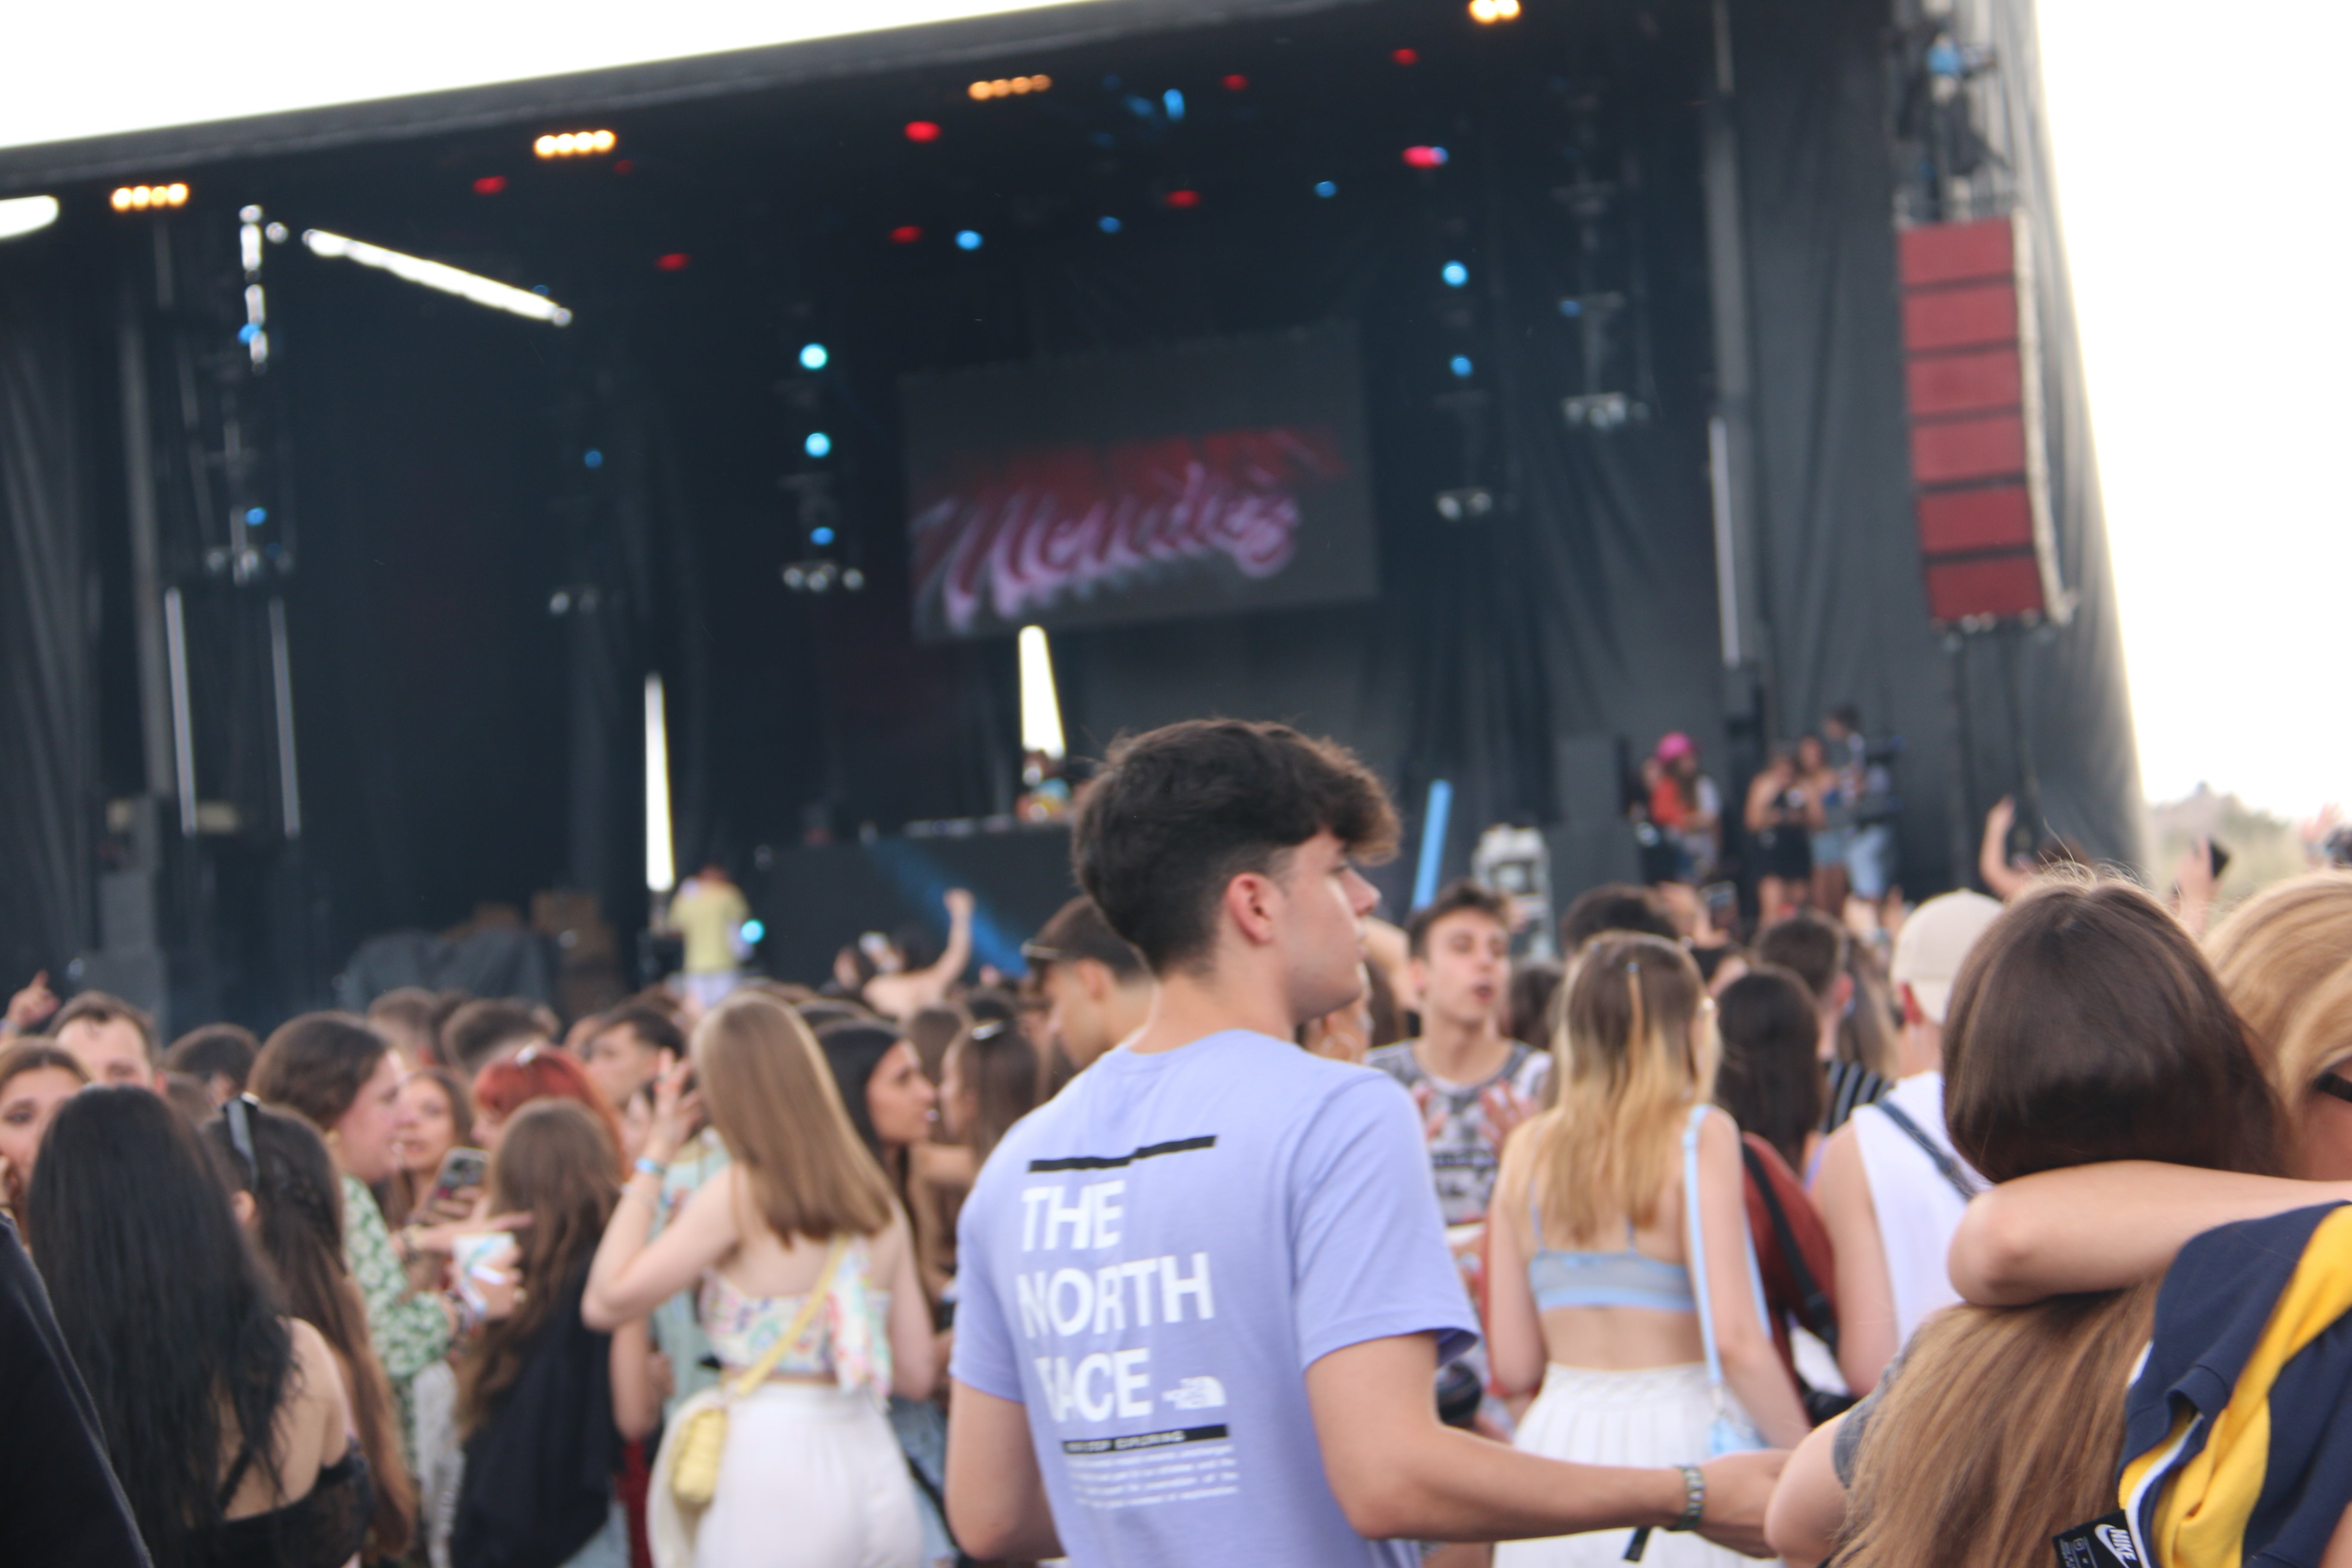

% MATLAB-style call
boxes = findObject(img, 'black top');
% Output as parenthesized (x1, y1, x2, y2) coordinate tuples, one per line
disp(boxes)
(452, 1265, 619, 1568)
(0, 1213, 151, 1567)
(195, 1451, 373, 1568)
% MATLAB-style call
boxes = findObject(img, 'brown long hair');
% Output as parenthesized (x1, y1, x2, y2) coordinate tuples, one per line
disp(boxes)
(1839, 877, 2284, 1568)
(456, 1100, 618, 1433)
(951, 1021, 1042, 1167)
(1525, 933, 1711, 1244)
(696, 995, 893, 1244)
(205, 1101, 416, 1556)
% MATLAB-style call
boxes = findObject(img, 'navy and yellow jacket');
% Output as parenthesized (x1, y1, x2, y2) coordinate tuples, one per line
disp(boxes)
(2120, 1202, 2352, 1567)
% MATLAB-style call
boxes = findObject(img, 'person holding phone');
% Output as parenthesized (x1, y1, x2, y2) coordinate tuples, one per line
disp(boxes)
(385, 1065, 477, 1229)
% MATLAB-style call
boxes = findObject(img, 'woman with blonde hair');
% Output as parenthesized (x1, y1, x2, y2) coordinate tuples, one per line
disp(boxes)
(584, 992, 934, 1568)
(1487, 933, 1807, 1568)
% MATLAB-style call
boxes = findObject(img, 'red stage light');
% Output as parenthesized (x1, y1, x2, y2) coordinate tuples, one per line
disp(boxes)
(1403, 145, 1450, 168)
(472, 175, 507, 195)
(890, 225, 924, 244)
(1222, 74, 1248, 92)
(613, 159, 634, 175)
(1393, 47, 1419, 64)
(1164, 189, 1201, 208)
(904, 120, 941, 143)
(656, 252, 691, 271)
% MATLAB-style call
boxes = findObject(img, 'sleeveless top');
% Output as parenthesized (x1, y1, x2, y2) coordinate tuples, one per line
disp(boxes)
(196, 1449, 373, 1568)
(1850, 1072, 1976, 1345)
(1525, 1191, 1698, 1314)
(698, 1234, 892, 1403)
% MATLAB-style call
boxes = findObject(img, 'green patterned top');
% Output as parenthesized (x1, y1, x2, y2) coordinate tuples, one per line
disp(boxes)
(341, 1171, 450, 1453)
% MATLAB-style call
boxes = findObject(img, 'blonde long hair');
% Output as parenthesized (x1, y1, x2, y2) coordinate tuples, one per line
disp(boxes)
(1525, 933, 1711, 1244)
(2206, 871, 2352, 1155)
(695, 993, 894, 1243)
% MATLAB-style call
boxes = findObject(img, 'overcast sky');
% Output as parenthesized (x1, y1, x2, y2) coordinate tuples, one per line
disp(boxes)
(2037, 0, 2349, 817)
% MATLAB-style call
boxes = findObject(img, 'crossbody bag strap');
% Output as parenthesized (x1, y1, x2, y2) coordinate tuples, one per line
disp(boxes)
(1741, 1142, 1838, 1352)
(1872, 1099, 1982, 1200)
(725, 1234, 848, 1401)
(1682, 1105, 1724, 1397)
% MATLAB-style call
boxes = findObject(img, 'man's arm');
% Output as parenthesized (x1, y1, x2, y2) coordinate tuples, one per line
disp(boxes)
(1814, 1123, 1898, 1394)
(944, 1380, 1064, 1562)
(1305, 1332, 1784, 1552)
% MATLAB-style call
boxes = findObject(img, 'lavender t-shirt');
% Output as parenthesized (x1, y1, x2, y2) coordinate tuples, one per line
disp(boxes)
(951, 1029, 1479, 1567)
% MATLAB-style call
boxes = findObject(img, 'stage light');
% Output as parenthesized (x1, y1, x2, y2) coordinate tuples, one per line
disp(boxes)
(613, 160, 634, 176)
(1314, 181, 1338, 198)
(656, 252, 690, 271)
(1018, 625, 1067, 761)
(1442, 260, 1469, 286)
(955, 229, 983, 250)
(740, 919, 765, 945)
(904, 120, 941, 143)
(1451, 355, 1475, 378)
(805, 432, 832, 458)
(644, 673, 675, 894)
(473, 175, 507, 195)
(799, 342, 828, 370)
(1164, 189, 1200, 209)
(1223, 74, 1248, 92)
(0, 195, 59, 240)
(970, 74, 1050, 100)
(536, 129, 617, 159)
(111, 183, 189, 211)
(1163, 89, 1185, 121)
(1404, 145, 1450, 168)
(1098, 215, 1121, 233)
(301, 228, 573, 325)
(1468, 0, 1522, 21)
(245, 507, 267, 526)
(1393, 47, 1419, 65)
(584, 449, 603, 469)
(265, 222, 287, 242)
(810, 526, 836, 545)
(891, 224, 924, 245)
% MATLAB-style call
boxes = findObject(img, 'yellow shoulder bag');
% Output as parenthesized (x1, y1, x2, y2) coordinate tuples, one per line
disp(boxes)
(671, 1235, 846, 1509)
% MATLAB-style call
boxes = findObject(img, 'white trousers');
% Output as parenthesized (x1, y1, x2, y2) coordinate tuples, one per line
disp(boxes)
(652, 1382, 922, 1568)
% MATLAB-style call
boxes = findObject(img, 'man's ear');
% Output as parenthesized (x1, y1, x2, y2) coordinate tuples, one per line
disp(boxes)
(1223, 870, 1284, 948)
(1898, 980, 1926, 1028)
(1078, 958, 1114, 1003)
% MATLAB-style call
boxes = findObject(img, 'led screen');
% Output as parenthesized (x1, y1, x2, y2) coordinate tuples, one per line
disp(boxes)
(903, 324, 1378, 640)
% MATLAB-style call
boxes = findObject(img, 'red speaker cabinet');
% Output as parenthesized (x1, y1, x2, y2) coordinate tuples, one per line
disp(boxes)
(1897, 215, 2068, 628)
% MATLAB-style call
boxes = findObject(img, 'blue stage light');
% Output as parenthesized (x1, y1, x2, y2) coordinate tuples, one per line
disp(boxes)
(1314, 181, 1337, 198)
(740, 919, 765, 944)
(583, 448, 603, 469)
(1450, 355, 1474, 379)
(1442, 260, 1469, 287)
(811, 526, 836, 545)
(1560, 298, 1583, 316)
(1164, 88, 1185, 121)
(1098, 215, 1122, 233)
(956, 229, 983, 250)
(799, 343, 828, 370)
(244, 507, 267, 526)
(238, 322, 260, 343)
(805, 432, 833, 458)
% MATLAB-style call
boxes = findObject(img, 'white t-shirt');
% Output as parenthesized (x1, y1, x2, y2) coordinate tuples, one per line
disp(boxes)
(951, 1030, 1479, 1567)
(1850, 1072, 1980, 1347)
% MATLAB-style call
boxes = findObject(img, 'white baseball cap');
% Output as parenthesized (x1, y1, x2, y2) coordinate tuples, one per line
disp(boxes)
(1890, 890, 2005, 1025)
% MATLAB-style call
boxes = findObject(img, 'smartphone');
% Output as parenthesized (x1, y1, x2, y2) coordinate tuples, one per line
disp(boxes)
(428, 1147, 489, 1210)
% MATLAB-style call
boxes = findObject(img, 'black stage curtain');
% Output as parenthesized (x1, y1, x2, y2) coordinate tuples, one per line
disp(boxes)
(0, 239, 97, 980)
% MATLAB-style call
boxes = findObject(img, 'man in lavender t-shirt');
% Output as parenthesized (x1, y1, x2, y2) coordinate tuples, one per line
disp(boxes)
(946, 720, 1783, 1567)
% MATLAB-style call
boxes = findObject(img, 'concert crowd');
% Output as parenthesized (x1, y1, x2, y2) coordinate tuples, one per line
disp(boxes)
(3, 717, 2350, 1568)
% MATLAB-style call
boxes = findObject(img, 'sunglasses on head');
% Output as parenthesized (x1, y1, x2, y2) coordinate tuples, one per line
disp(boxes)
(2316, 1072, 2352, 1107)
(221, 1093, 261, 1178)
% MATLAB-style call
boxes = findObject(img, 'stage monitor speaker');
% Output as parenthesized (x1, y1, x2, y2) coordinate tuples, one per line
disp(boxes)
(1545, 824, 1642, 908)
(1553, 735, 1628, 828)
(1897, 215, 2067, 628)
(66, 949, 170, 1038)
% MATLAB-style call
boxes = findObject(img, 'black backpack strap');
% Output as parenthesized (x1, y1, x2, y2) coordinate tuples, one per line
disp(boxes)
(1743, 1142, 1839, 1353)
(1871, 1098, 1983, 1200)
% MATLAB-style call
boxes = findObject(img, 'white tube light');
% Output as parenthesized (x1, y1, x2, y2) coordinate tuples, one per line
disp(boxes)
(644, 673, 675, 893)
(0, 195, 59, 240)
(301, 227, 572, 325)
(1017, 625, 1066, 760)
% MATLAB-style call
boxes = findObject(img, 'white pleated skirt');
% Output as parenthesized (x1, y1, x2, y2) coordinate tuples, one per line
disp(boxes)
(1494, 1363, 1756, 1568)
(652, 1381, 923, 1568)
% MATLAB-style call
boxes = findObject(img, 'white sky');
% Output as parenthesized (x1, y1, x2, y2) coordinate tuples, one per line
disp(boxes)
(2037, 1, 2350, 817)
(5, 2, 2340, 816)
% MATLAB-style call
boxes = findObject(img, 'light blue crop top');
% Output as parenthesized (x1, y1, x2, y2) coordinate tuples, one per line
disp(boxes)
(1525, 1193, 1697, 1314)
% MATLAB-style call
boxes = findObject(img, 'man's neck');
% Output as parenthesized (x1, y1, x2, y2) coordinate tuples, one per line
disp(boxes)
(1414, 1012, 1510, 1085)
(1898, 1020, 1944, 1079)
(1127, 968, 1293, 1056)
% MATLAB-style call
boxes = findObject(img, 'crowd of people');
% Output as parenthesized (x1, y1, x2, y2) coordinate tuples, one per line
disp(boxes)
(0, 715, 2349, 1568)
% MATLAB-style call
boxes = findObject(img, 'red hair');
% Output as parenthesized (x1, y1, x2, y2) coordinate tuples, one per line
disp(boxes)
(472, 1047, 624, 1172)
